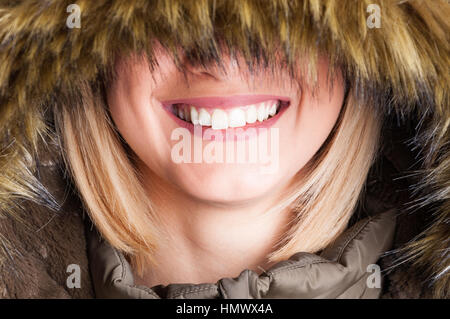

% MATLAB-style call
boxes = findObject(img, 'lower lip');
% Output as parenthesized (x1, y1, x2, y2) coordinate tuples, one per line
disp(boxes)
(161, 103, 289, 141)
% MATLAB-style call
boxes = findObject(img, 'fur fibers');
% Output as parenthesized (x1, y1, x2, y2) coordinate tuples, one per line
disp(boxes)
(0, 0, 448, 297)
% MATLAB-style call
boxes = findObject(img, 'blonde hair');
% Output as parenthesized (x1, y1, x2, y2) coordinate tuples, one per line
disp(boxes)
(268, 93, 380, 261)
(56, 79, 380, 272)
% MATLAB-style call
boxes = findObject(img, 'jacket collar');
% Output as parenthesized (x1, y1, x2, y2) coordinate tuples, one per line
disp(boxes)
(87, 210, 396, 299)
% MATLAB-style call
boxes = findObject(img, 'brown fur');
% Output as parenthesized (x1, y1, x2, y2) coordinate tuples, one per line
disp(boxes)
(0, 149, 93, 298)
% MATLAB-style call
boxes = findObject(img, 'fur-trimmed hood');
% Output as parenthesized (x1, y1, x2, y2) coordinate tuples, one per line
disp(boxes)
(0, 0, 448, 298)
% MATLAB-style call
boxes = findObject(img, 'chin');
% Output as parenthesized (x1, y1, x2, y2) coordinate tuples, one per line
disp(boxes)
(171, 164, 281, 206)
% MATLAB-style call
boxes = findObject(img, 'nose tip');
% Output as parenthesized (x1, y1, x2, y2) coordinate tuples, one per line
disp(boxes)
(182, 54, 237, 82)
(197, 70, 221, 80)
(184, 63, 224, 81)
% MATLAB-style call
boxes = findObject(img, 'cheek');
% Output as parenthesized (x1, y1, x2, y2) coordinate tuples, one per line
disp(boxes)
(107, 78, 170, 176)
(280, 77, 344, 174)
(107, 52, 185, 176)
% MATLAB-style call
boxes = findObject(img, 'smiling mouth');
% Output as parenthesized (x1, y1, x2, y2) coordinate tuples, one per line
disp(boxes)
(162, 96, 290, 130)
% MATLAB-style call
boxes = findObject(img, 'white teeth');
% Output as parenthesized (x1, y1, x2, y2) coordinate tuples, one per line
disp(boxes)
(175, 100, 282, 129)
(246, 105, 257, 124)
(198, 108, 211, 126)
(257, 103, 267, 122)
(211, 109, 228, 129)
(268, 102, 277, 116)
(184, 107, 191, 121)
(228, 108, 246, 128)
(264, 103, 270, 120)
(190, 106, 199, 125)
(178, 108, 185, 120)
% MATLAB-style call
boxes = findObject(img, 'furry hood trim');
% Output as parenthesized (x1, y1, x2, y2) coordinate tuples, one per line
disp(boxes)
(0, 0, 448, 297)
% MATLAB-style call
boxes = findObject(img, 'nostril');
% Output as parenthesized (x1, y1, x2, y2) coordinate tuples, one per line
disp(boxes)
(199, 71, 219, 80)
(183, 61, 223, 81)
(186, 69, 221, 81)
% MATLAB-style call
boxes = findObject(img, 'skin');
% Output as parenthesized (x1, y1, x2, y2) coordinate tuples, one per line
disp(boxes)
(107, 49, 344, 286)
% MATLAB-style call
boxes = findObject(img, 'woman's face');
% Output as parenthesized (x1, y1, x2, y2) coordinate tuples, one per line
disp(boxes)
(108, 50, 344, 206)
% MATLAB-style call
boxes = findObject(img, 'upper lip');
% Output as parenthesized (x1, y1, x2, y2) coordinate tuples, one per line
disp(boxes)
(161, 94, 291, 109)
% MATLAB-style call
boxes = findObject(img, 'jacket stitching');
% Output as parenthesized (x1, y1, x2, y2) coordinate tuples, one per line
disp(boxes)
(246, 270, 250, 299)
(220, 281, 228, 299)
(113, 248, 126, 282)
(170, 285, 218, 299)
(112, 248, 160, 298)
(268, 260, 331, 276)
(357, 275, 370, 299)
(335, 214, 383, 264)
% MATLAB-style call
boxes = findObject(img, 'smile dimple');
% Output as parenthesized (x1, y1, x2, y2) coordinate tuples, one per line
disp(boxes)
(169, 100, 283, 130)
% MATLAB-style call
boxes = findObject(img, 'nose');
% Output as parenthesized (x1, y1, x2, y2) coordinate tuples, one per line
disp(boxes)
(184, 63, 224, 81)
(182, 54, 240, 82)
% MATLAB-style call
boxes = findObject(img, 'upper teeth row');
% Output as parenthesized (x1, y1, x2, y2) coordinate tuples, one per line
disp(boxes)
(174, 100, 280, 129)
